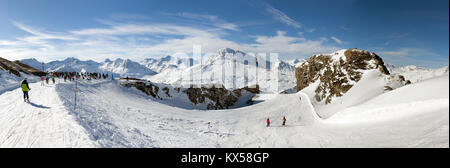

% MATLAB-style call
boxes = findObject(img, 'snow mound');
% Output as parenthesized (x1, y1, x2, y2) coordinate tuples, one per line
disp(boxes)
(325, 75, 448, 147)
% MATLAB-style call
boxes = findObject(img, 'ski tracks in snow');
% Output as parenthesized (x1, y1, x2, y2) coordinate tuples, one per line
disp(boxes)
(0, 83, 96, 148)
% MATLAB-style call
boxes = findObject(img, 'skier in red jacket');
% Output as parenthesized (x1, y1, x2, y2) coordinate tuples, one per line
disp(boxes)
(266, 118, 270, 127)
(282, 116, 286, 126)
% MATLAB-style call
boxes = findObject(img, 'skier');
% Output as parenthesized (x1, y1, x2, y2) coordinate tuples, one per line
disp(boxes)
(282, 116, 286, 126)
(207, 121, 212, 132)
(266, 118, 270, 127)
(21, 78, 31, 102)
(40, 76, 44, 86)
(45, 76, 49, 84)
(51, 74, 55, 84)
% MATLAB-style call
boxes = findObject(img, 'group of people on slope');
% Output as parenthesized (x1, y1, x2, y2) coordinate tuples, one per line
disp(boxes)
(22, 71, 111, 102)
(266, 116, 286, 127)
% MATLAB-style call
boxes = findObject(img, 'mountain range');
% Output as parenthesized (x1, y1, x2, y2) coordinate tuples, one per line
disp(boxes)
(16, 48, 449, 93)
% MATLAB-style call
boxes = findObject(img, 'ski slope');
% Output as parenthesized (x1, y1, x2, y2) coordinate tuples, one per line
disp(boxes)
(0, 75, 448, 148)
(0, 82, 96, 147)
(223, 74, 449, 147)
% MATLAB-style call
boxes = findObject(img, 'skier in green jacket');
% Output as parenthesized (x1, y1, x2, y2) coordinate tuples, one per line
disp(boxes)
(21, 78, 31, 102)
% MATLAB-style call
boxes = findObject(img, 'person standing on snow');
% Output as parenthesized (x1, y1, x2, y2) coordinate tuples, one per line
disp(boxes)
(51, 74, 55, 84)
(40, 76, 44, 86)
(282, 116, 286, 126)
(266, 118, 270, 127)
(21, 78, 31, 102)
(207, 121, 212, 132)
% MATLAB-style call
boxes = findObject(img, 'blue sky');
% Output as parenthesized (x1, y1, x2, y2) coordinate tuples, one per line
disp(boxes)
(0, 0, 448, 68)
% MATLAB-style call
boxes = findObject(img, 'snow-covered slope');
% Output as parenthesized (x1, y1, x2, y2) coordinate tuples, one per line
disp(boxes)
(100, 58, 157, 78)
(0, 82, 96, 147)
(0, 70, 39, 95)
(388, 65, 449, 83)
(328, 75, 449, 123)
(1, 49, 447, 148)
(0, 74, 447, 147)
(148, 48, 298, 93)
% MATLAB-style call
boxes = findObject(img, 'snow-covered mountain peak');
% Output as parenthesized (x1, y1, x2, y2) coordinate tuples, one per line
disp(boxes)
(204, 48, 257, 67)
(63, 57, 80, 63)
(210, 48, 248, 60)
(104, 58, 112, 63)
(216, 48, 243, 56)
(100, 58, 156, 77)
(140, 55, 195, 73)
(287, 58, 306, 67)
(160, 55, 173, 62)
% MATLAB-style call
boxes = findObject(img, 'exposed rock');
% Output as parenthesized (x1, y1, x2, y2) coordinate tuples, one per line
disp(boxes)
(385, 74, 411, 91)
(121, 81, 161, 99)
(295, 49, 393, 104)
(405, 80, 412, 85)
(0, 57, 46, 77)
(384, 86, 394, 91)
(162, 87, 171, 97)
(120, 79, 260, 110)
(183, 84, 259, 110)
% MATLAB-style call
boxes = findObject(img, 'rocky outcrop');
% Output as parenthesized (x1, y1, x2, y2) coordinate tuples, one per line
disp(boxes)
(295, 49, 393, 104)
(183, 84, 260, 110)
(121, 81, 161, 99)
(0, 57, 46, 77)
(120, 79, 260, 110)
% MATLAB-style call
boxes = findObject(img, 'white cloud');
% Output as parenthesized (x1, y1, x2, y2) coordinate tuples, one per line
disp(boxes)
(376, 47, 446, 68)
(339, 25, 349, 30)
(71, 24, 219, 37)
(0, 20, 339, 62)
(306, 28, 315, 33)
(379, 48, 440, 58)
(178, 12, 239, 31)
(13, 21, 78, 41)
(330, 36, 343, 44)
(264, 3, 301, 28)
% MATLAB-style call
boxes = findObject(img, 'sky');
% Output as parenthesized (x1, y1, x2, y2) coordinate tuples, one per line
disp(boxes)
(0, 0, 448, 68)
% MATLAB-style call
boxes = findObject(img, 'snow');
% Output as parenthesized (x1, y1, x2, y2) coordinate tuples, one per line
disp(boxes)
(389, 65, 449, 83)
(0, 82, 95, 147)
(286, 58, 306, 67)
(19, 57, 157, 78)
(0, 71, 39, 95)
(140, 55, 196, 73)
(148, 48, 297, 93)
(1, 48, 447, 148)
(0, 74, 447, 147)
